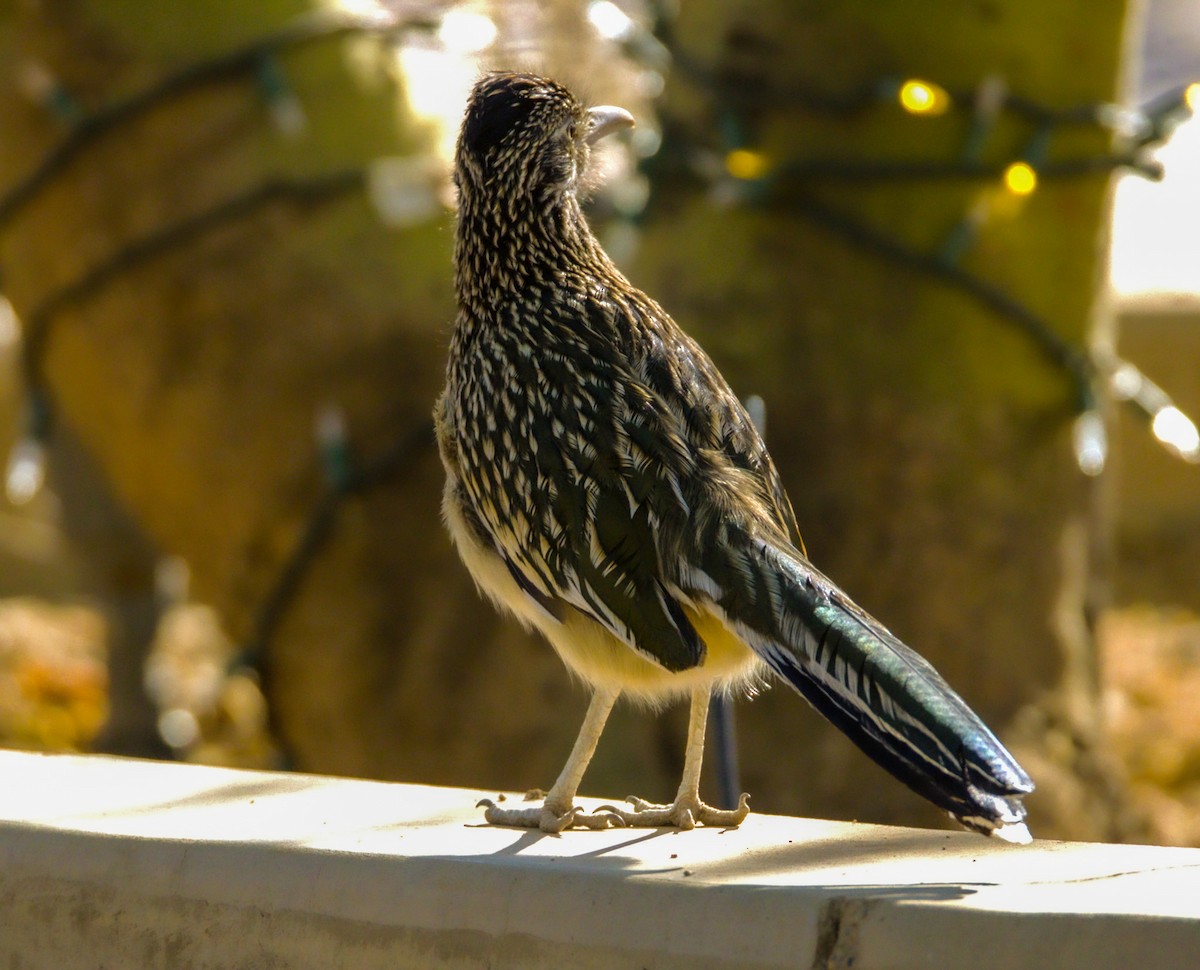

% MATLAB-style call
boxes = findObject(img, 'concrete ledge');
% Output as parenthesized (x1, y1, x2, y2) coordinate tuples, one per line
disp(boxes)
(2, 750, 1199, 969)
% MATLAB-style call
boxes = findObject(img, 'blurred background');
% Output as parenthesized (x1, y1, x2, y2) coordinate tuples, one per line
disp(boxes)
(0, 0, 1196, 845)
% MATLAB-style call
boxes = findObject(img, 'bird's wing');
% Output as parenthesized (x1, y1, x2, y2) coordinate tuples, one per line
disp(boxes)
(495, 295, 806, 674)
(632, 310, 803, 551)
(484, 332, 707, 674)
(573, 485, 706, 672)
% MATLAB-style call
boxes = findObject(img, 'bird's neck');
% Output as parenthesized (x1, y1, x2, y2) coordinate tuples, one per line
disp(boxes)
(453, 183, 613, 313)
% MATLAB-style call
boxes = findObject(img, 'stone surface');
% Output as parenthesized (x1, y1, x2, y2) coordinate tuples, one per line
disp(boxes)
(1, 750, 1198, 969)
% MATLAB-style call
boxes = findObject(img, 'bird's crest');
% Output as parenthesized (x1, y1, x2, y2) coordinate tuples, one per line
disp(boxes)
(460, 72, 576, 158)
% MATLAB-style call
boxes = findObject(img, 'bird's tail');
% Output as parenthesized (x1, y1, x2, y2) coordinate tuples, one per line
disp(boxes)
(701, 533, 1034, 842)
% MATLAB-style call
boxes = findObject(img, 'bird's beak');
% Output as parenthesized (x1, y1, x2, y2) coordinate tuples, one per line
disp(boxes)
(586, 105, 635, 144)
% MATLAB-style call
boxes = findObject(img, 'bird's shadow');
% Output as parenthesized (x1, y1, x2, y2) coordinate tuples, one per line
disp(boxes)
(473, 822, 986, 903)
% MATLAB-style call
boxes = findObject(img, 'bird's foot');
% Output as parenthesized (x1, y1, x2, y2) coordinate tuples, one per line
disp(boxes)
(476, 797, 624, 833)
(596, 792, 751, 830)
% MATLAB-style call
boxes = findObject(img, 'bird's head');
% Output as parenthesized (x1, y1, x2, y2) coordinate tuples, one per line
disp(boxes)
(454, 71, 634, 209)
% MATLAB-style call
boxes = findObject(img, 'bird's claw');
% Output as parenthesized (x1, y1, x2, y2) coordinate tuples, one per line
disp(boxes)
(540, 805, 583, 833)
(475, 796, 625, 832)
(587, 805, 627, 827)
(597, 792, 751, 829)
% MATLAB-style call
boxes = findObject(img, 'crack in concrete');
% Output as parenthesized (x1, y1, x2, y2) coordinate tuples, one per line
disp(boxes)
(812, 896, 869, 970)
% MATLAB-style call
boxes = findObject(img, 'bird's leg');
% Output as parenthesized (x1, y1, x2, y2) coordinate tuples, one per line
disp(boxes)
(599, 687, 751, 829)
(477, 686, 624, 833)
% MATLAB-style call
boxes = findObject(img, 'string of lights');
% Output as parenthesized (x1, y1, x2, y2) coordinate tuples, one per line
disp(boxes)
(5, 169, 367, 504)
(0, 7, 448, 510)
(757, 153, 1161, 185)
(619, 0, 1199, 809)
(630, 2, 1200, 472)
(233, 412, 434, 681)
(5, 8, 1192, 483)
(0, 160, 430, 718)
(0, 12, 452, 741)
(0, 7, 397, 230)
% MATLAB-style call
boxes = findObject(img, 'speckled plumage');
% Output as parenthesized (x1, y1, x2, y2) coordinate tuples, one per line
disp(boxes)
(436, 72, 1033, 838)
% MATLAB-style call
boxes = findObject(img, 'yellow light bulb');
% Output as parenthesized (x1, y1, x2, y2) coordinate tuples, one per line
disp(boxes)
(898, 79, 950, 116)
(1186, 82, 1200, 113)
(725, 148, 770, 181)
(1003, 161, 1037, 196)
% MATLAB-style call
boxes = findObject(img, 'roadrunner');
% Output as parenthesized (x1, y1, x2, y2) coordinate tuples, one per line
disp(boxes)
(435, 71, 1033, 840)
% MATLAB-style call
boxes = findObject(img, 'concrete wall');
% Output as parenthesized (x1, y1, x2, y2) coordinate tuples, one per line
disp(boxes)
(1, 751, 1198, 969)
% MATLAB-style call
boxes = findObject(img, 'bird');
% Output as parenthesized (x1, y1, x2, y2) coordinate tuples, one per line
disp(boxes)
(434, 70, 1034, 841)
